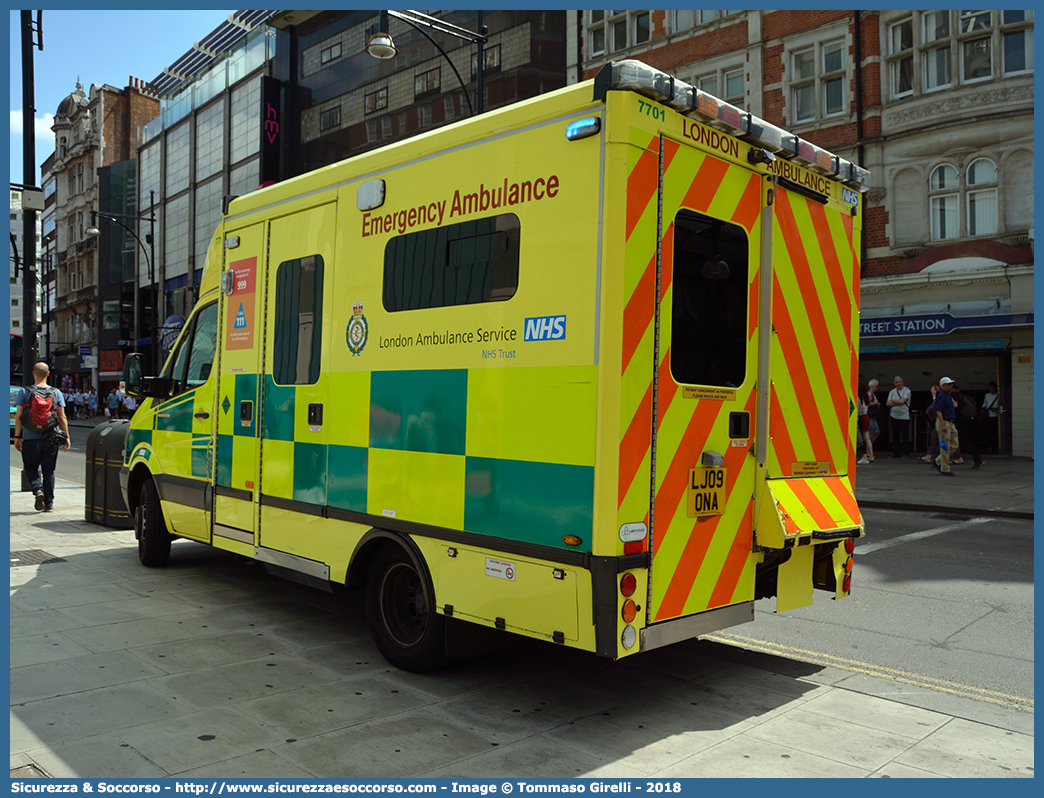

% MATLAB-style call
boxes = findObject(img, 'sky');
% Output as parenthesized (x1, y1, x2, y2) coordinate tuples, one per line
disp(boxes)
(9, 9, 236, 186)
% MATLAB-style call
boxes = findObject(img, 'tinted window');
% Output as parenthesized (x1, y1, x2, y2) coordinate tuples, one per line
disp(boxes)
(273, 255, 324, 385)
(165, 302, 218, 396)
(671, 210, 749, 388)
(383, 214, 519, 312)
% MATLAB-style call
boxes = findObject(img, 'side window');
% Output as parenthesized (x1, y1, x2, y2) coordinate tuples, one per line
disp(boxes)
(671, 209, 749, 388)
(164, 302, 218, 396)
(273, 255, 324, 385)
(383, 213, 520, 312)
(184, 303, 218, 390)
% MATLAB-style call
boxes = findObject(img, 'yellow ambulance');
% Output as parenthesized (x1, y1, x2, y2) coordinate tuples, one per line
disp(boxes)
(121, 60, 867, 671)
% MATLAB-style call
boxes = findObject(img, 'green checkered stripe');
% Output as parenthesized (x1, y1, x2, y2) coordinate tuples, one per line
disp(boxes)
(215, 369, 595, 551)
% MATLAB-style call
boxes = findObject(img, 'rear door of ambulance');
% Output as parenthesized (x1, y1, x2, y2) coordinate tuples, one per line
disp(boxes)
(649, 125, 767, 626)
(757, 174, 863, 610)
(616, 100, 768, 628)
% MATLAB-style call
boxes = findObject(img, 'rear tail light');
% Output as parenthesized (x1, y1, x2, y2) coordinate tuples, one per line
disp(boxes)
(842, 574, 852, 593)
(620, 572, 637, 597)
(844, 557, 854, 574)
(845, 538, 855, 554)
(622, 599, 637, 624)
(621, 625, 637, 649)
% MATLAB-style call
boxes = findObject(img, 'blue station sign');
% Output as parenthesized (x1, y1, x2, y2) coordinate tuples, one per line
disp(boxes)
(861, 313, 1033, 338)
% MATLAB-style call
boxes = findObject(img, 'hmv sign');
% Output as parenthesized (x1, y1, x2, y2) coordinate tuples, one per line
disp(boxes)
(259, 76, 282, 185)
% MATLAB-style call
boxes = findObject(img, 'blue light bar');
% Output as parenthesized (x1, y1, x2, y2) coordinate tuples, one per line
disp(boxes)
(566, 117, 601, 141)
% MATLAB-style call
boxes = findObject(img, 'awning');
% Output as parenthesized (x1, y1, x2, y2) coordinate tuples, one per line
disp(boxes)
(756, 475, 862, 549)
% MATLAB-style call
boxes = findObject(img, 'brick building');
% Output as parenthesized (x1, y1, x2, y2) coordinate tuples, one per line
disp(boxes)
(567, 9, 1033, 455)
(44, 78, 159, 390)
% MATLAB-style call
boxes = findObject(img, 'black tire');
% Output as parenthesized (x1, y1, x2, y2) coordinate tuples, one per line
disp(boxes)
(365, 544, 446, 672)
(137, 480, 172, 567)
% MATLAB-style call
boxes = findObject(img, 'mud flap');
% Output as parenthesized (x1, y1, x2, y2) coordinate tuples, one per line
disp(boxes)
(775, 543, 814, 612)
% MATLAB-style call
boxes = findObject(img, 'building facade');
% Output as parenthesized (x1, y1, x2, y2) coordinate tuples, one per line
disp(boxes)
(568, 9, 1033, 455)
(131, 9, 567, 373)
(266, 10, 567, 177)
(9, 191, 42, 338)
(46, 78, 158, 391)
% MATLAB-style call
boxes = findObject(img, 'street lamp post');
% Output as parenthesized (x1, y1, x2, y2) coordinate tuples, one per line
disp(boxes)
(366, 10, 488, 116)
(85, 193, 158, 370)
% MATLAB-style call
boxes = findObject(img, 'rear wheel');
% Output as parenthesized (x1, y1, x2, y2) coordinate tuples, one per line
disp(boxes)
(137, 480, 172, 567)
(365, 544, 445, 672)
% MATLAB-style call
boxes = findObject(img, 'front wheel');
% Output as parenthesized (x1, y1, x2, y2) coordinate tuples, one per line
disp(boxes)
(365, 544, 446, 672)
(137, 480, 172, 567)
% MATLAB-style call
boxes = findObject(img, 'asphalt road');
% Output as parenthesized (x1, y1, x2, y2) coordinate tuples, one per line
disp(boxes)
(712, 506, 1034, 711)
(13, 432, 1034, 715)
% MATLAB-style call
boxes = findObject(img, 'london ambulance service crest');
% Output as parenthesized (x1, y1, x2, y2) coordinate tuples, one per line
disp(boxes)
(346, 302, 369, 356)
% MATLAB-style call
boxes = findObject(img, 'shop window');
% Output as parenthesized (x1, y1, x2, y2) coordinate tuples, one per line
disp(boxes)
(383, 214, 520, 312)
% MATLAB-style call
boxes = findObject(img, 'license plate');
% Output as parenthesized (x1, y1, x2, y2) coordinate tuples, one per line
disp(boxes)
(687, 466, 726, 517)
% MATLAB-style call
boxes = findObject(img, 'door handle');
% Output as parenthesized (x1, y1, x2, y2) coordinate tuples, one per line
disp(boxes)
(194, 412, 210, 419)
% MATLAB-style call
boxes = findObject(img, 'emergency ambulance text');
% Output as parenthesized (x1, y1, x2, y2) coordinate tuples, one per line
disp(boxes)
(361, 175, 560, 239)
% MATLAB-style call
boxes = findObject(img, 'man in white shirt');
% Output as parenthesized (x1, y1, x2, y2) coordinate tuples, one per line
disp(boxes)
(886, 375, 912, 460)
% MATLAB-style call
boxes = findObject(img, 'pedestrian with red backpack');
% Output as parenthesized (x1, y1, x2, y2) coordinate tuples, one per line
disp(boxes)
(13, 361, 71, 512)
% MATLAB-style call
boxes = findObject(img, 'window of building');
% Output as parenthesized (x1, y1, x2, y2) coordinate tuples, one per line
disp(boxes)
(1002, 11, 1034, 74)
(670, 209, 749, 388)
(381, 116, 393, 139)
(76, 163, 84, 194)
(383, 214, 520, 312)
(273, 256, 323, 385)
(471, 43, 501, 76)
(366, 119, 377, 143)
(319, 106, 341, 131)
(789, 39, 848, 122)
(587, 10, 651, 58)
(929, 163, 959, 241)
(922, 11, 952, 90)
(320, 42, 342, 65)
(415, 68, 440, 98)
(889, 18, 914, 97)
(966, 157, 997, 237)
(961, 34, 992, 82)
(697, 67, 744, 105)
(365, 87, 388, 115)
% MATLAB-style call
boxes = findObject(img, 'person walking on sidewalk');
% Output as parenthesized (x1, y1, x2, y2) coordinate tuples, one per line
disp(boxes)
(887, 376, 912, 459)
(951, 382, 984, 470)
(932, 377, 959, 477)
(13, 362, 72, 511)
(982, 381, 1001, 453)
(865, 379, 882, 455)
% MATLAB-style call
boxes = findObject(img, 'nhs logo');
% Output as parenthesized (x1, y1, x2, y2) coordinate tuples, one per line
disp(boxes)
(524, 315, 567, 341)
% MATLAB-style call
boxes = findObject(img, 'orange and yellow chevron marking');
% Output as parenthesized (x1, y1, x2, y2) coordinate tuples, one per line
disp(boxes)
(764, 476, 861, 536)
(770, 275, 837, 468)
(775, 190, 849, 438)
(621, 253, 656, 375)
(625, 138, 659, 241)
(617, 136, 661, 530)
(618, 383, 652, 510)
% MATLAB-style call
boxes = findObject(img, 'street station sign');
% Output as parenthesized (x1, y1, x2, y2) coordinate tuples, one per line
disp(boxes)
(861, 313, 1033, 338)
